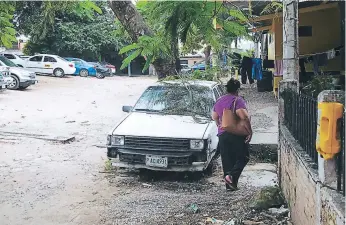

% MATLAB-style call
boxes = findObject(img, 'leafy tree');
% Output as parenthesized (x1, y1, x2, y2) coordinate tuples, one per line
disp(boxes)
(108, 1, 176, 79)
(0, 2, 16, 48)
(20, 2, 129, 61)
(15, 1, 102, 42)
(113, 1, 249, 75)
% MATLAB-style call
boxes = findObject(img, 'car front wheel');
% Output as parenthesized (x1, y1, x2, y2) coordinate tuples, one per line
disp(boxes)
(79, 69, 89, 77)
(53, 68, 65, 77)
(8, 75, 19, 90)
(96, 73, 105, 79)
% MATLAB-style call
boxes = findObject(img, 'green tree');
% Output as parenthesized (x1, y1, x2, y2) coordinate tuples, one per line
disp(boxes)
(0, 2, 16, 48)
(19, 2, 129, 61)
(113, 1, 249, 75)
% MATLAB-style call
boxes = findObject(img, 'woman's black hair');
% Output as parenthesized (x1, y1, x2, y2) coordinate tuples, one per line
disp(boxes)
(225, 78, 241, 93)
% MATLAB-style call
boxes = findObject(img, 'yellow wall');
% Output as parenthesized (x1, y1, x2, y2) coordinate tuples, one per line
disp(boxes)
(268, 6, 342, 72)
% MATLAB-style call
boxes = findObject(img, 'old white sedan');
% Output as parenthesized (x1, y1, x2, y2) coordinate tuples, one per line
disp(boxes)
(23, 54, 76, 77)
(106, 80, 227, 172)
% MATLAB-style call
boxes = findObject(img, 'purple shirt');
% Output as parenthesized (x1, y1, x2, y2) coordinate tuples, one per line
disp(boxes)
(213, 94, 247, 135)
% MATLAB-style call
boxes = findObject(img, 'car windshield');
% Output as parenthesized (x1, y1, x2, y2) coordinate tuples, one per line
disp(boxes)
(133, 84, 214, 118)
(0, 56, 17, 67)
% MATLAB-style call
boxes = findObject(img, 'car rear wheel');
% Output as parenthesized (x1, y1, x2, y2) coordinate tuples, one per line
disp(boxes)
(79, 69, 89, 77)
(8, 75, 19, 90)
(53, 68, 65, 77)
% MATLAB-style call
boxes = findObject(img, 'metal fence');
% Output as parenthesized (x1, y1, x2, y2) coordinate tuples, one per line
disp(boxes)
(282, 90, 318, 165)
(337, 112, 345, 196)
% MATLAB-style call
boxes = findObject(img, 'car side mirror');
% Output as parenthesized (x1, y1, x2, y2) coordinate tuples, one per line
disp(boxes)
(122, 106, 133, 113)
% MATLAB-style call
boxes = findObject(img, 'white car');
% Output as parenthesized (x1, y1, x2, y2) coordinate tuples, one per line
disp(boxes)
(0, 56, 37, 90)
(106, 80, 227, 172)
(0, 53, 27, 67)
(23, 54, 76, 77)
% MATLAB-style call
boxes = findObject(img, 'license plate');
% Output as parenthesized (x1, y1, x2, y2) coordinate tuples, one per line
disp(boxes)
(145, 155, 168, 168)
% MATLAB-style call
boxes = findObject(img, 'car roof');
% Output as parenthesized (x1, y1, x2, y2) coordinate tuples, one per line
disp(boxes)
(156, 80, 219, 88)
(31, 54, 58, 57)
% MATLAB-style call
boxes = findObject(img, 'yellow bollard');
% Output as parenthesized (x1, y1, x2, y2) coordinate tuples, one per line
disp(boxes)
(316, 102, 344, 159)
(235, 69, 238, 81)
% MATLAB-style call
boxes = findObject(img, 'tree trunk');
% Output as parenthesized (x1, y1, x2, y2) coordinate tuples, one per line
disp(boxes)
(204, 45, 211, 68)
(108, 0, 175, 79)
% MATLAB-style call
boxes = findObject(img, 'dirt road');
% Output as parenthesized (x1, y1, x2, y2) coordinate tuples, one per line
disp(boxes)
(0, 76, 278, 225)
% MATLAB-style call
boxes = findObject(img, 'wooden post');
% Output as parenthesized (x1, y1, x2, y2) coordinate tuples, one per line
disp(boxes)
(283, 0, 299, 83)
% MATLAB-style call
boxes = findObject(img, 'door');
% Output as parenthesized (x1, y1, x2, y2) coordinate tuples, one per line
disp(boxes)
(26, 56, 43, 73)
(43, 56, 57, 74)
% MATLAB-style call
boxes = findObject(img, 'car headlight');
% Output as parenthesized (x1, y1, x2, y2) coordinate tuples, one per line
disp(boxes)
(190, 140, 204, 150)
(107, 135, 111, 145)
(111, 135, 124, 146)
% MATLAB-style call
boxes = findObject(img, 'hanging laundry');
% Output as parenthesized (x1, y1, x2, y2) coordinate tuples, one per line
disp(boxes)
(263, 59, 274, 69)
(326, 49, 336, 60)
(313, 53, 328, 75)
(274, 60, 283, 76)
(252, 58, 263, 81)
(241, 56, 254, 84)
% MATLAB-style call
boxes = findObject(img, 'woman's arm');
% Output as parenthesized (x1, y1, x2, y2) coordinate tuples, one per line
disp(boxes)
(212, 111, 220, 126)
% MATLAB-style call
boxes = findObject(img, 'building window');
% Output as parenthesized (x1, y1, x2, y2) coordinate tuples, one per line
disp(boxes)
(299, 26, 312, 37)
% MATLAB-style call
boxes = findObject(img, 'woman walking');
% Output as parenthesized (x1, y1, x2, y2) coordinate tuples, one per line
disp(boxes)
(212, 78, 252, 191)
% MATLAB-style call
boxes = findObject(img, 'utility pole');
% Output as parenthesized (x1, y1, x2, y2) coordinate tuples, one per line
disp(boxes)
(282, 0, 299, 82)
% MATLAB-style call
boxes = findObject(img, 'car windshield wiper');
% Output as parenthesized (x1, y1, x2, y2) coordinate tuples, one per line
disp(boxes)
(134, 108, 160, 112)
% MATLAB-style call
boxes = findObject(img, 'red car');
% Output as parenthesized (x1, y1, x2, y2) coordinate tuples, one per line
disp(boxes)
(100, 62, 116, 74)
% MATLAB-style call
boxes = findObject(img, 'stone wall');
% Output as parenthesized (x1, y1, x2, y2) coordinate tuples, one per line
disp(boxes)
(279, 125, 345, 225)
(279, 125, 319, 225)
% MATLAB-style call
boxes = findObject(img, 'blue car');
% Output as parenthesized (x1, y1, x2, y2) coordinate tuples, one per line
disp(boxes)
(64, 57, 99, 78)
(191, 62, 212, 71)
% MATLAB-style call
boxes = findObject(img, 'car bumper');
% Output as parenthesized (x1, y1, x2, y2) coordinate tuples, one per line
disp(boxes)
(110, 158, 207, 172)
(107, 147, 209, 172)
(20, 80, 37, 87)
(65, 68, 76, 75)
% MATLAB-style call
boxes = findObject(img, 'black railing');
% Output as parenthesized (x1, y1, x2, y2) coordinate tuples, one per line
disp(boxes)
(282, 90, 318, 165)
(337, 112, 345, 196)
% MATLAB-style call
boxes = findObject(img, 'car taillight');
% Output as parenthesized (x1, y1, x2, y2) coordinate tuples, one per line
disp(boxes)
(69, 64, 73, 67)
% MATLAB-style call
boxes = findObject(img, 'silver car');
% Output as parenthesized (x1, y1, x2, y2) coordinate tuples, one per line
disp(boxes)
(0, 55, 37, 90)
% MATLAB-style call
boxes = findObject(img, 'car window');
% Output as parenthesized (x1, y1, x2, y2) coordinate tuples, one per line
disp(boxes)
(213, 88, 220, 100)
(29, 56, 43, 62)
(4, 54, 15, 59)
(0, 56, 17, 67)
(133, 85, 214, 118)
(217, 85, 226, 96)
(44, 56, 57, 62)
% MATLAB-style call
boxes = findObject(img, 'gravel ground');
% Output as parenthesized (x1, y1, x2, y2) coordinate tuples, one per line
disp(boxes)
(0, 76, 280, 225)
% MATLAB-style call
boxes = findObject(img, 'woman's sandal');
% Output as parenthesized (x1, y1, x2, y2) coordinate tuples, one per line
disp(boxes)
(224, 175, 237, 191)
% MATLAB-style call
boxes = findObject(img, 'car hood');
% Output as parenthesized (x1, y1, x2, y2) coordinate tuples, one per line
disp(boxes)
(113, 112, 211, 139)
(10, 67, 33, 75)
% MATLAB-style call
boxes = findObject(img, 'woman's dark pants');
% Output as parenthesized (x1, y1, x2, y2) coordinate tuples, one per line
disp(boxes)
(219, 132, 250, 187)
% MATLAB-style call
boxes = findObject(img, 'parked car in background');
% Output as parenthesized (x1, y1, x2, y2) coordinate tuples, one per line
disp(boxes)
(180, 64, 192, 74)
(191, 61, 213, 71)
(107, 80, 226, 172)
(88, 62, 112, 77)
(64, 57, 103, 78)
(23, 54, 75, 77)
(100, 61, 116, 74)
(0, 53, 26, 67)
(0, 56, 37, 90)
